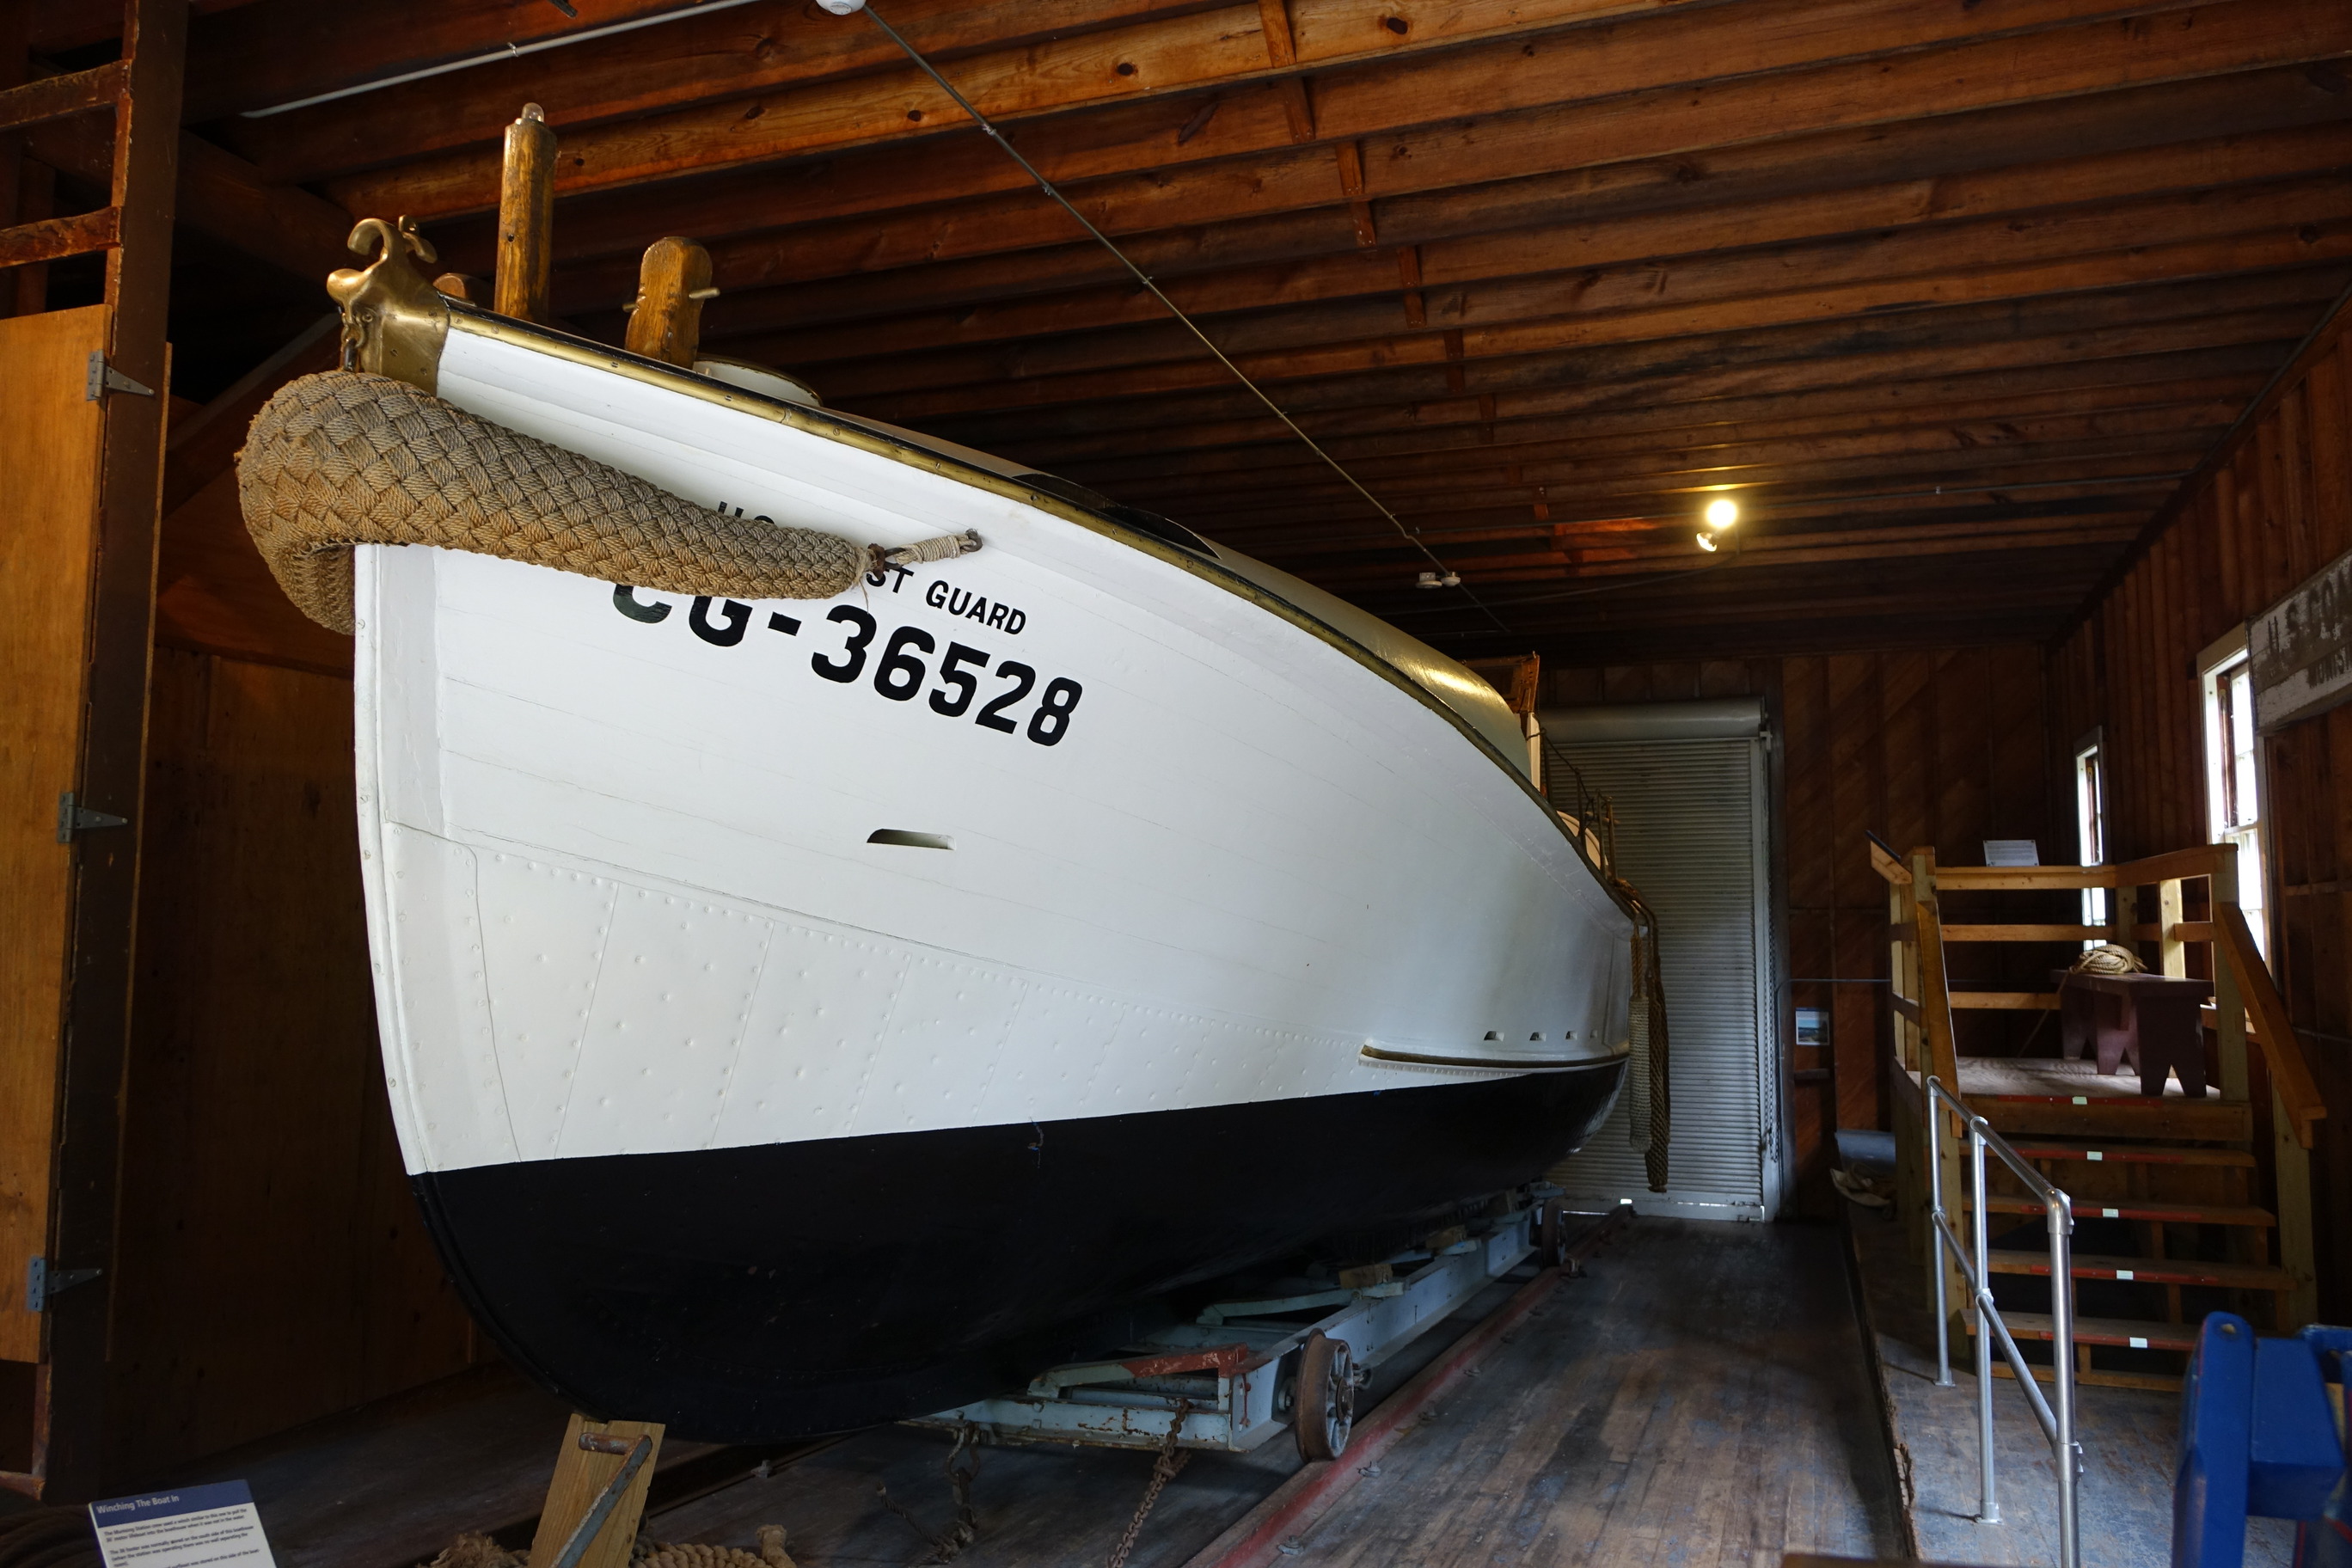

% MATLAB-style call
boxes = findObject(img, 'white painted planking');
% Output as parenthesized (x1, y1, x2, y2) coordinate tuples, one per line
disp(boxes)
(355, 325, 1635, 1176)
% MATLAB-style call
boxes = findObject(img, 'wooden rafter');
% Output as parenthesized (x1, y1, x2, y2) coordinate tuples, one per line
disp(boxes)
(136, 0, 2352, 653)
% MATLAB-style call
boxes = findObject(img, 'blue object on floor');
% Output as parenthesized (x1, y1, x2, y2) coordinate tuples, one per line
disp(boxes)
(2173, 1313, 2351, 1568)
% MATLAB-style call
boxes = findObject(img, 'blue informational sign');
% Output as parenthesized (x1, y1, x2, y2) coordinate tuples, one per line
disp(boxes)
(88, 1479, 277, 1568)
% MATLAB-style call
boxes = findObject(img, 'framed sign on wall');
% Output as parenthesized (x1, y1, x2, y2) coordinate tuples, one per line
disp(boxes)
(2251, 544, 2352, 732)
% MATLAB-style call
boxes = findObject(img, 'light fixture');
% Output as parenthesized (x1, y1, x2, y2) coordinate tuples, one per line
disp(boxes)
(1694, 532, 1719, 553)
(1415, 569, 1461, 588)
(1704, 497, 1740, 530)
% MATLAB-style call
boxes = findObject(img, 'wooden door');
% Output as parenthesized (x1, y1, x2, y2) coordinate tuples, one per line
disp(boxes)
(0, 304, 109, 1369)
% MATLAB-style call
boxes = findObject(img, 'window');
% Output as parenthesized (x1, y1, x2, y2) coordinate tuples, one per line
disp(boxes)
(2199, 628, 2266, 954)
(2073, 732, 2107, 934)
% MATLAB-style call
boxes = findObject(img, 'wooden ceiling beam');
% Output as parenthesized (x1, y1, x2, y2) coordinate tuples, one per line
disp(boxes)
(1384, 566, 2104, 617)
(322, 0, 2330, 224)
(180, 0, 699, 124)
(204, 0, 1237, 164)
(505, 47, 2352, 305)
(1412, 505, 2151, 555)
(1386, 581, 2100, 643)
(1113, 397, 2228, 498)
(23, 110, 355, 284)
(1077, 385, 2250, 502)
(1230, 487, 2185, 557)
(738, 156, 2352, 378)
(1442, 609, 2077, 659)
(1200, 444, 2205, 539)
(1047, 359, 2269, 481)
(805, 175, 2352, 395)
(938, 287, 2331, 449)
(1292, 522, 2147, 590)
(835, 221, 2352, 419)
(673, 115, 2352, 346)
(1228, 488, 2188, 562)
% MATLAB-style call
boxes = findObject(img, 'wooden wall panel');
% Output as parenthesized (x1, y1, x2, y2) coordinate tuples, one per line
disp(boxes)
(0, 305, 107, 1369)
(1543, 644, 2054, 1216)
(2052, 309, 2352, 1322)
(105, 650, 481, 1483)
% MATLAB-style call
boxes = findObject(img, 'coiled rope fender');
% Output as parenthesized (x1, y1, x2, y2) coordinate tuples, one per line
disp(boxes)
(238, 371, 969, 634)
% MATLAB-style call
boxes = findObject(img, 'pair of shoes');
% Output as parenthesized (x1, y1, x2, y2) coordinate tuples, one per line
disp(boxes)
(1832, 1167, 1892, 1210)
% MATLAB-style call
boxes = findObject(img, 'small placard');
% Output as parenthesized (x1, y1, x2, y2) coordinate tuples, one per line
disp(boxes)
(1794, 1008, 1827, 1047)
(1983, 839, 2039, 867)
(89, 1480, 277, 1568)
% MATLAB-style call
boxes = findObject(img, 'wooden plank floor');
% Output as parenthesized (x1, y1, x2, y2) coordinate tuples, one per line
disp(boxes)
(646, 1218, 1903, 1567)
(1952, 1057, 2201, 1101)
(144, 1219, 1902, 1568)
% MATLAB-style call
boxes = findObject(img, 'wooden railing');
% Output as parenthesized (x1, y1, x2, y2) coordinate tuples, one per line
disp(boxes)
(1870, 837, 2323, 1331)
(1871, 840, 2325, 1147)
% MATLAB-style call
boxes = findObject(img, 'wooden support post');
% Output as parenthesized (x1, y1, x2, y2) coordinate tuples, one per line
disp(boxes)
(2158, 877, 2187, 977)
(2208, 851, 2251, 1102)
(1887, 864, 1916, 1073)
(529, 1415, 665, 1568)
(2272, 1085, 2317, 1329)
(496, 103, 555, 323)
(41, 0, 181, 1501)
(1908, 848, 1967, 1333)
(624, 236, 714, 368)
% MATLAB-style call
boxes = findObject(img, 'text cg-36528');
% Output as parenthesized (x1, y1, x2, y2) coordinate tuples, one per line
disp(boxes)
(608, 582, 1086, 747)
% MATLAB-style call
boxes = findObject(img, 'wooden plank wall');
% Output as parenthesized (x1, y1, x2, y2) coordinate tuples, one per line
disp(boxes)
(1548, 646, 2056, 1216)
(104, 648, 487, 1483)
(2049, 303, 2352, 1323)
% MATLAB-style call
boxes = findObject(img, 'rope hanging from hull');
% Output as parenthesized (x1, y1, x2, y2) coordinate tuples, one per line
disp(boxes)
(237, 370, 882, 634)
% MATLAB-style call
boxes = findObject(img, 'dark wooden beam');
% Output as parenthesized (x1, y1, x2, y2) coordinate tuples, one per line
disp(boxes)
(1112, 397, 2229, 502)
(724, 159, 2352, 378)
(1048, 356, 2271, 478)
(660, 113, 2352, 344)
(830, 220, 2352, 419)
(934, 286, 2332, 450)
(27, 116, 357, 284)
(323, 0, 2335, 222)
(179, 0, 698, 123)
(0, 61, 122, 135)
(47, 0, 183, 1504)
(482, 46, 2352, 304)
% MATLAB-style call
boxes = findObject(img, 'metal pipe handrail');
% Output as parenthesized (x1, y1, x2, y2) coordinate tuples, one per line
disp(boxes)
(1925, 1075, 2082, 1568)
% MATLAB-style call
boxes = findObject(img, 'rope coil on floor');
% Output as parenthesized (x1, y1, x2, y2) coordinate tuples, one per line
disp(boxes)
(236, 371, 925, 634)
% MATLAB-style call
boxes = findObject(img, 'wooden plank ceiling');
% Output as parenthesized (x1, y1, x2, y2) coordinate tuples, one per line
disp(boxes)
(46, 0, 2352, 661)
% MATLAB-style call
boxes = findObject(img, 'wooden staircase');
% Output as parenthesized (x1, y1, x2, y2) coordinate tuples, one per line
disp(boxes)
(1873, 841, 2326, 1391)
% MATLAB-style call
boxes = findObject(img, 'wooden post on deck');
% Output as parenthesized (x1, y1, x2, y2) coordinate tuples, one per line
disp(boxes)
(496, 103, 556, 323)
(625, 236, 715, 367)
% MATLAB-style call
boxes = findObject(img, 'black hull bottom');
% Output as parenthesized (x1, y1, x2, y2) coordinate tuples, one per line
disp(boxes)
(413, 1063, 1623, 1440)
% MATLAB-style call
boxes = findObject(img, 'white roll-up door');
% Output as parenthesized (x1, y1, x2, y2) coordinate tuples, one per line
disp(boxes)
(1541, 700, 1779, 1221)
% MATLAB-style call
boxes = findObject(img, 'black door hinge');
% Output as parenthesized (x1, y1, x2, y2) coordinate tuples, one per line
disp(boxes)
(26, 1257, 101, 1313)
(85, 351, 155, 401)
(58, 792, 128, 843)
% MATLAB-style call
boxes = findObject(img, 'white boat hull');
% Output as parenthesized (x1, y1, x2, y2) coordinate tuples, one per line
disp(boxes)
(351, 314, 1632, 1436)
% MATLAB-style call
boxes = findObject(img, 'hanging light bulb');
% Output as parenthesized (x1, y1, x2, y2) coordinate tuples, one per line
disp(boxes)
(1704, 497, 1740, 530)
(1694, 532, 1719, 553)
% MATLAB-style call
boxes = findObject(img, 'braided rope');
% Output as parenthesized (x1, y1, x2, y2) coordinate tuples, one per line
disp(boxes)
(237, 371, 868, 634)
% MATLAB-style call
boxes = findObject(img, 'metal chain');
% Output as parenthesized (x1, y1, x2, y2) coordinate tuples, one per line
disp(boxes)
(876, 1423, 984, 1565)
(1106, 1400, 1193, 1568)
